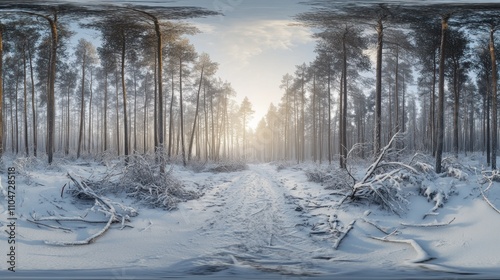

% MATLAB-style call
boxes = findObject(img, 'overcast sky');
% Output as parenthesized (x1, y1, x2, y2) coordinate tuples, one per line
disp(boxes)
(181, 0, 316, 129)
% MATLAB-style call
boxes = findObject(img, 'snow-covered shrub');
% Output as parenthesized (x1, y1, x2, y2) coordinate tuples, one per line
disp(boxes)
(447, 166, 468, 181)
(69, 155, 200, 210)
(413, 161, 434, 174)
(305, 167, 351, 191)
(275, 161, 295, 172)
(420, 180, 448, 210)
(441, 157, 472, 180)
(207, 160, 248, 173)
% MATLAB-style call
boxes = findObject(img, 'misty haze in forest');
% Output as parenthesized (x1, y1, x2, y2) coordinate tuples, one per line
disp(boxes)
(1, 1, 500, 279)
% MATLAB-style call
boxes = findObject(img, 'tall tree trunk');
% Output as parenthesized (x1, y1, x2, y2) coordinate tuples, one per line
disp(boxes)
(203, 80, 209, 161)
(47, 13, 57, 163)
(435, 14, 450, 174)
(121, 30, 129, 162)
(103, 69, 108, 152)
(402, 73, 406, 133)
(374, 18, 383, 155)
(168, 67, 174, 159)
(0, 24, 3, 157)
(490, 25, 498, 169)
(28, 42, 36, 156)
(338, 72, 343, 167)
(188, 65, 204, 161)
(77, 49, 86, 159)
(327, 67, 331, 164)
(15, 60, 20, 154)
(88, 68, 94, 155)
(487, 87, 491, 165)
(154, 55, 158, 156)
(144, 73, 148, 154)
(115, 65, 120, 156)
(431, 50, 437, 155)
(23, 44, 29, 156)
(301, 70, 305, 162)
(133, 68, 137, 153)
(313, 72, 317, 162)
(453, 62, 459, 157)
(66, 85, 70, 155)
(341, 29, 348, 169)
(179, 57, 186, 166)
(394, 45, 399, 134)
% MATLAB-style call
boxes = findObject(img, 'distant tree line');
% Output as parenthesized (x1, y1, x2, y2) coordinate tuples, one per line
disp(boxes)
(250, 3, 500, 172)
(0, 3, 260, 166)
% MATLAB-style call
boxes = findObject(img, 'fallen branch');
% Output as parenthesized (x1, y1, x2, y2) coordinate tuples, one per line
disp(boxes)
(333, 220, 356, 250)
(44, 173, 124, 246)
(45, 214, 114, 246)
(26, 219, 73, 232)
(401, 217, 455, 228)
(35, 216, 109, 224)
(361, 218, 391, 235)
(369, 236, 433, 263)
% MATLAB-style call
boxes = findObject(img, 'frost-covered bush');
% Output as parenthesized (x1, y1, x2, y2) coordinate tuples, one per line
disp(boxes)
(446, 166, 468, 181)
(273, 161, 295, 172)
(207, 160, 248, 173)
(305, 167, 351, 191)
(441, 157, 471, 180)
(187, 160, 208, 173)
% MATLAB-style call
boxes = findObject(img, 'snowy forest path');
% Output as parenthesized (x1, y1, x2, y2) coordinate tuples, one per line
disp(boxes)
(174, 164, 333, 276)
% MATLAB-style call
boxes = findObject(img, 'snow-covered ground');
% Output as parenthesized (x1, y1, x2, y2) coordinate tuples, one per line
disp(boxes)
(1, 154, 500, 279)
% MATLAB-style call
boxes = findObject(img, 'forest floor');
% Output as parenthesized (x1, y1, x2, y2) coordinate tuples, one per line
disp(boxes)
(0, 154, 500, 279)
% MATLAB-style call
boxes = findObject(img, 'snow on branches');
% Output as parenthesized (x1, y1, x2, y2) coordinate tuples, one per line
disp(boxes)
(340, 133, 419, 215)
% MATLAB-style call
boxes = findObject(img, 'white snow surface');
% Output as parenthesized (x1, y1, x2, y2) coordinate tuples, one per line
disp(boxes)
(1, 154, 500, 279)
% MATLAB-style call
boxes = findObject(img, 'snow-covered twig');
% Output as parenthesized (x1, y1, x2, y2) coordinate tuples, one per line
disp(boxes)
(369, 236, 433, 263)
(35, 216, 109, 224)
(333, 219, 356, 250)
(401, 217, 455, 227)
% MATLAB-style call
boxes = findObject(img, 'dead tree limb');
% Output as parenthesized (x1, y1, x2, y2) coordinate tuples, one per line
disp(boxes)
(43, 173, 126, 246)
